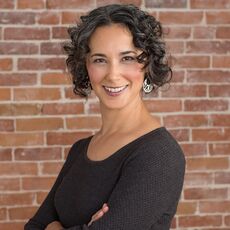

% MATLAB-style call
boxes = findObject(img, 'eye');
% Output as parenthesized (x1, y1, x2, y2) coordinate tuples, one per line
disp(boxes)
(122, 56, 136, 62)
(93, 58, 106, 63)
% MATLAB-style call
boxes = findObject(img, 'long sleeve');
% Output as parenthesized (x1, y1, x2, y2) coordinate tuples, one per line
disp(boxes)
(24, 142, 80, 230)
(63, 141, 186, 230)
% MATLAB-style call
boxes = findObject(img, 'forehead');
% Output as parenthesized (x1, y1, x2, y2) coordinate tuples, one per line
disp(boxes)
(88, 24, 136, 52)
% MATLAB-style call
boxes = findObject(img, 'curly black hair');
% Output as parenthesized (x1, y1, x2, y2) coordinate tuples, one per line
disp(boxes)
(63, 4, 172, 97)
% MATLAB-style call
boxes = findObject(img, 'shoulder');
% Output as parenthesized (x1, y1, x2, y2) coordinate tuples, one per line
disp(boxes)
(125, 127, 186, 172)
(65, 135, 92, 162)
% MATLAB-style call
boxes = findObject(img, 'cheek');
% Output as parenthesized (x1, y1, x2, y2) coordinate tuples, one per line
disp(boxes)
(86, 64, 104, 84)
(124, 65, 145, 83)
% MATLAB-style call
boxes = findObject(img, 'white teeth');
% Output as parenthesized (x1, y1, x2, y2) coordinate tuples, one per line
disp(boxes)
(104, 86, 127, 93)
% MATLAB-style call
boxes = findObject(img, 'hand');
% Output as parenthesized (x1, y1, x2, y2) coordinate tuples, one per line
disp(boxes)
(46, 221, 63, 230)
(88, 203, 109, 227)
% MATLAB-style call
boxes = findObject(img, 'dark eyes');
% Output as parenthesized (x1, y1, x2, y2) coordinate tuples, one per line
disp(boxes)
(122, 56, 136, 62)
(92, 56, 136, 63)
(93, 58, 105, 63)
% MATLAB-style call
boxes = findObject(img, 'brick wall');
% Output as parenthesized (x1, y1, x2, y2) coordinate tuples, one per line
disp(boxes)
(0, 0, 229, 229)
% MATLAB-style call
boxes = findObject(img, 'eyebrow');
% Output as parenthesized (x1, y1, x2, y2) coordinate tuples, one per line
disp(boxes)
(90, 50, 137, 58)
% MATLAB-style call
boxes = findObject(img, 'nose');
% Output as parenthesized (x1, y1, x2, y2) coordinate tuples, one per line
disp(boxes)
(106, 61, 121, 81)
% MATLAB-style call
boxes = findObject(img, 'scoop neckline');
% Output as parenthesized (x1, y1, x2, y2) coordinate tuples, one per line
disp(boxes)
(83, 126, 166, 164)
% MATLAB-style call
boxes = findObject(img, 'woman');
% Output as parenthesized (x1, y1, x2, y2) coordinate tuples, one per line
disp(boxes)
(25, 4, 185, 230)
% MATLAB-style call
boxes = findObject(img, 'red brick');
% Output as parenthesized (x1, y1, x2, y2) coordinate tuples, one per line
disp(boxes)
(47, 131, 91, 145)
(206, 11, 230, 24)
(97, 0, 142, 7)
(0, 223, 25, 230)
(191, 0, 230, 9)
(37, 12, 60, 24)
(22, 177, 56, 190)
(145, 0, 186, 8)
(193, 26, 216, 39)
(216, 26, 230, 38)
(0, 0, 14, 8)
(16, 118, 63, 131)
(210, 114, 230, 126)
(186, 41, 230, 54)
(170, 217, 176, 229)
(64, 87, 83, 99)
(0, 88, 10, 100)
(42, 103, 84, 115)
(0, 103, 41, 116)
(0, 178, 20, 191)
(0, 208, 7, 220)
(14, 88, 61, 101)
(200, 201, 230, 213)
(184, 188, 228, 200)
(209, 85, 230, 97)
(0, 193, 35, 206)
(163, 114, 208, 128)
(0, 133, 44, 146)
(164, 26, 191, 39)
(52, 26, 68, 39)
(17, 0, 45, 9)
(161, 85, 206, 97)
(173, 55, 210, 68)
(184, 172, 213, 186)
(186, 157, 228, 171)
(0, 42, 38, 55)
(41, 162, 63, 175)
(215, 172, 230, 184)
(179, 215, 222, 227)
(176, 202, 197, 215)
(187, 70, 230, 83)
(213, 56, 230, 68)
(18, 58, 65, 70)
(62, 12, 85, 24)
(0, 73, 37, 86)
(0, 12, 35, 24)
(184, 99, 228, 111)
(181, 143, 207, 157)
(144, 99, 182, 112)
(192, 128, 230, 141)
(36, 191, 48, 204)
(225, 215, 230, 225)
(41, 42, 64, 55)
(0, 163, 37, 176)
(159, 12, 203, 24)
(15, 147, 62, 161)
(167, 128, 189, 142)
(209, 143, 230, 156)
(66, 116, 101, 130)
(47, 0, 94, 9)
(9, 207, 37, 220)
(166, 41, 184, 53)
(0, 58, 12, 71)
(41, 72, 71, 85)
(168, 70, 185, 83)
(4, 28, 50, 40)
(0, 119, 14, 131)
(0, 148, 12, 161)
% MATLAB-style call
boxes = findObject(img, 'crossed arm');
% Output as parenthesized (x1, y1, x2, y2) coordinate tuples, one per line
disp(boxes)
(25, 143, 185, 230)
(46, 204, 109, 230)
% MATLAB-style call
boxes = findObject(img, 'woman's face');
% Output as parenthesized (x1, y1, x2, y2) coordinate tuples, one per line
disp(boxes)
(86, 23, 145, 110)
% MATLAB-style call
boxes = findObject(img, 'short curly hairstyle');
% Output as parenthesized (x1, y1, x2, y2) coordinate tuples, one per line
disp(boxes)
(63, 4, 172, 97)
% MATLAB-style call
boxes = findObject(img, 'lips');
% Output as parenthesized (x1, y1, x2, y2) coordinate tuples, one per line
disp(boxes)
(103, 85, 128, 95)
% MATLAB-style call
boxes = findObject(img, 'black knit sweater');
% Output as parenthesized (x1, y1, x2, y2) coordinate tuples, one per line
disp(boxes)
(24, 127, 185, 230)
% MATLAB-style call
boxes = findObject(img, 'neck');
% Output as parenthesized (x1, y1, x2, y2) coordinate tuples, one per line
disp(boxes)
(98, 96, 151, 136)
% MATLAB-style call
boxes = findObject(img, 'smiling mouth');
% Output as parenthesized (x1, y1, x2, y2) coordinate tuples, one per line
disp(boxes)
(103, 85, 128, 93)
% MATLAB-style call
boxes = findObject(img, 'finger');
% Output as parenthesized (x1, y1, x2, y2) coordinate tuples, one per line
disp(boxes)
(92, 210, 103, 221)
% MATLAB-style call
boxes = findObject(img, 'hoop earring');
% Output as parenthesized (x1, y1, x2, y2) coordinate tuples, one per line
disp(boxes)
(143, 77, 153, 93)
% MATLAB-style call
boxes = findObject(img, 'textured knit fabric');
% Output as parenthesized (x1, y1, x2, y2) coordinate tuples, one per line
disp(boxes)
(24, 127, 185, 230)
